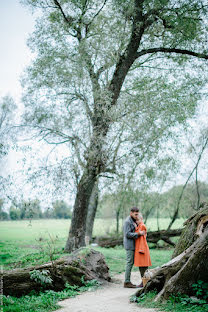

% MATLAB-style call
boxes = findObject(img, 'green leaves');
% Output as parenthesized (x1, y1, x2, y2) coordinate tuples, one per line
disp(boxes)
(30, 270, 53, 286)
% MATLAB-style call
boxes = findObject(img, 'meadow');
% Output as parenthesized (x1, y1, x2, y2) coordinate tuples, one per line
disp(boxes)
(0, 217, 184, 271)
(2, 218, 207, 312)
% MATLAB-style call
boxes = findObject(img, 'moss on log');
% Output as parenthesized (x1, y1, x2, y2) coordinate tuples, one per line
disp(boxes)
(2, 248, 110, 297)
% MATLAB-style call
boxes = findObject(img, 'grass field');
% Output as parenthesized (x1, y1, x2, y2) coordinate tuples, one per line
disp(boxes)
(0, 218, 184, 270)
(2, 218, 206, 312)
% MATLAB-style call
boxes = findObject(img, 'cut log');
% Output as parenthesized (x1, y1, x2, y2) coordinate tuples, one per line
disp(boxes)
(135, 204, 208, 301)
(2, 248, 111, 297)
(97, 228, 183, 248)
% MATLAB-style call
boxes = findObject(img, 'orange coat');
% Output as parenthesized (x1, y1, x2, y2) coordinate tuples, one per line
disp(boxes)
(134, 222, 152, 267)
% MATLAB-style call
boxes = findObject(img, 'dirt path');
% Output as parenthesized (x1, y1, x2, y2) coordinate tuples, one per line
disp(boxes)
(57, 272, 157, 312)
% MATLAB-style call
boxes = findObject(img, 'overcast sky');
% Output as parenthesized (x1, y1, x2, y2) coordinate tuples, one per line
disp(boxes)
(0, 0, 35, 100)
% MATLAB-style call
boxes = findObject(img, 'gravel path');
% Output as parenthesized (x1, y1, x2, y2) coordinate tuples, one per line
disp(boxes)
(56, 272, 157, 312)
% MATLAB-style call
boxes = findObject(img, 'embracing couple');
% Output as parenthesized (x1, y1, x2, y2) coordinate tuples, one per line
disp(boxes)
(123, 206, 152, 288)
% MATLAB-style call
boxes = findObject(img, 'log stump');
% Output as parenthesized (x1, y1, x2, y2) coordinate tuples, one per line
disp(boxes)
(2, 248, 111, 297)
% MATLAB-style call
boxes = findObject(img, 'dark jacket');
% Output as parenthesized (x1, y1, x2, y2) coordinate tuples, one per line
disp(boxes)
(123, 216, 139, 250)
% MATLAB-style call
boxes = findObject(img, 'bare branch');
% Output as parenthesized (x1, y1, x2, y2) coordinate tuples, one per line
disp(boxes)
(85, 0, 108, 33)
(167, 136, 208, 230)
(53, 0, 71, 24)
(136, 47, 208, 60)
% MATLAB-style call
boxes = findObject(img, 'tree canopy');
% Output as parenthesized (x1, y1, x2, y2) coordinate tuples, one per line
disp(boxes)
(21, 0, 208, 251)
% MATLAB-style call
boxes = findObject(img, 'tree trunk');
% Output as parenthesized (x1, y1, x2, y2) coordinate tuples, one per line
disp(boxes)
(172, 202, 208, 258)
(64, 1, 151, 253)
(3, 248, 111, 297)
(135, 204, 208, 301)
(86, 181, 99, 241)
(116, 210, 120, 234)
(65, 172, 97, 252)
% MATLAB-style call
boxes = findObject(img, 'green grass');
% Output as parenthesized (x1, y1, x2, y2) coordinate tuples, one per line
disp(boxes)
(0, 218, 179, 269)
(0, 218, 184, 312)
(134, 291, 208, 312)
(2, 280, 100, 312)
(94, 246, 173, 275)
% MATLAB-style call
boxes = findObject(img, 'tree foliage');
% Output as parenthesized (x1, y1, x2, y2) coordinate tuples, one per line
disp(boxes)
(98, 181, 208, 222)
(0, 95, 16, 158)
(21, 0, 208, 250)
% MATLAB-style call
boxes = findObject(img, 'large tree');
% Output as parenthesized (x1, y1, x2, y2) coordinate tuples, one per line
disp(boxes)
(21, 0, 208, 251)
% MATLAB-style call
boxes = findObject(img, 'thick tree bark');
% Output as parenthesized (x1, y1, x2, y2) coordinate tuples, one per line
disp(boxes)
(3, 249, 110, 297)
(86, 181, 99, 241)
(172, 203, 208, 258)
(135, 204, 208, 301)
(65, 172, 97, 252)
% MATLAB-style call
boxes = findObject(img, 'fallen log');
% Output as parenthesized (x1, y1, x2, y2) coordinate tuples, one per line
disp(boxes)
(135, 204, 208, 301)
(97, 228, 183, 248)
(2, 248, 110, 297)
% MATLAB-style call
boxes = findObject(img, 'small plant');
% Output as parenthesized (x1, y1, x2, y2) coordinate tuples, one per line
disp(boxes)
(192, 280, 208, 302)
(65, 283, 79, 291)
(29, 269, 53, 287)
(79, 276, 100, 291)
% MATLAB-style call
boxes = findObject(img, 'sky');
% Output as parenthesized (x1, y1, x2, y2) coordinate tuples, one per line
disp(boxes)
(0, 0, 35, 178)
(0, 0, 35, 101)
(0, 0, 207, 208)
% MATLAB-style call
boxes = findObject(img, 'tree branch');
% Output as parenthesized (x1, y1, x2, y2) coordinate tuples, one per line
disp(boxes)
(167, 136, 208, 230)
(53, 0, 72, 24)
(108, 0, 154, 106)
(85, 0, 108, 34)
(136, 47, 208, 60)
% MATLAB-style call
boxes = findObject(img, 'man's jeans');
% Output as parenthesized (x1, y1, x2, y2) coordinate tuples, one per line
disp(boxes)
(124, 249, 134, 283)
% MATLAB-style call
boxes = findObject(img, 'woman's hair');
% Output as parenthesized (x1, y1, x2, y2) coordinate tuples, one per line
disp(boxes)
(137, 213, 143, 220)
(130, 206, 139, 212)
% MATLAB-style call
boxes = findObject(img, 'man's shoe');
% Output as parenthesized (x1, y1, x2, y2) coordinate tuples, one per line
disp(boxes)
(124, 282, 137, 288)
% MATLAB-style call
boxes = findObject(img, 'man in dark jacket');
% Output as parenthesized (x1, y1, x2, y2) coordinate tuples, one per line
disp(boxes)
(123, 206, 145, 288)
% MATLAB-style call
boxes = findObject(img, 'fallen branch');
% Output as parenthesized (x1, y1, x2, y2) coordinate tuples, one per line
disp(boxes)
(96, 228, 183, 248)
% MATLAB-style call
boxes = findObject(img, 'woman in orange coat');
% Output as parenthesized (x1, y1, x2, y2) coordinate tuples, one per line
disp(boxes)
(134, 214, 152, 282)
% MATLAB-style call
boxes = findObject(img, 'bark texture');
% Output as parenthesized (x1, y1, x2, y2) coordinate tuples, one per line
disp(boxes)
(3, 248, 110, 297)
(86, 181, 99, 241)
(64, 172, 97, 252)
(172, 203, 208, 257)
(135, 205, 208, 301)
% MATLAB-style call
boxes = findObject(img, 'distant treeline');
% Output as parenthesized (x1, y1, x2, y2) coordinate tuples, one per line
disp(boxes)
(97, 181, 208, 220)
(1, 181, 208, 221)
(0, 200, 72, 221)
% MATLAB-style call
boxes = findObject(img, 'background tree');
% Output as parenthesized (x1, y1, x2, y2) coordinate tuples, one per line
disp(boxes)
(167, 126, 208, 229)
(0, 199, 9, 220)
(21, 0, 208, 251)
(9, 206, 21, 220)
(52, 200, 72, 219)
